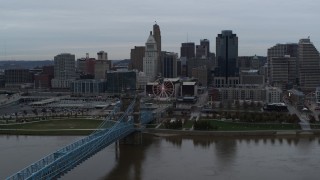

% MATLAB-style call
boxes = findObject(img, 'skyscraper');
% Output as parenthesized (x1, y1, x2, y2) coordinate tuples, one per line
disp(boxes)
(214, 30, 239, 87)
(153, 23, 161, 54)
(267, 43, 298, 58)
(298, 38, 320, 93)
(95, 51, 111, 79)
(51, 53, 76, 88)
(196, 45, 207, 59)
(201, 39, 210, 54)
(269, 56, 297, 90)
(143, 31, 159, 81)
(161, 52, 178, 78)
(267, 43, 298, 84)
(197, 39, 210, 58)
(97, 51, 108, 60)
(180, 42, 195, 77)
(130, 46, 145, 72)
(153, 23, 162, 76)
(180, 42, 195, 59)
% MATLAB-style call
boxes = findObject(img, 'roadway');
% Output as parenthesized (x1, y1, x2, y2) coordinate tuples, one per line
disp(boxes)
(283, 98, 311, 130)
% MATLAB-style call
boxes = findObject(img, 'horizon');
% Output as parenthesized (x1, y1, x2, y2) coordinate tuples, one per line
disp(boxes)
(0, 0, 319, 61)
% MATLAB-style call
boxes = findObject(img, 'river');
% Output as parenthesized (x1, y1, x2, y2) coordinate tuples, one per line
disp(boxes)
(1, 134, 320, 180)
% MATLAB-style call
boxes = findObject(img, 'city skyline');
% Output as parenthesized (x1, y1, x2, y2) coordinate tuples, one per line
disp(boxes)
(0, 0, 319, 60)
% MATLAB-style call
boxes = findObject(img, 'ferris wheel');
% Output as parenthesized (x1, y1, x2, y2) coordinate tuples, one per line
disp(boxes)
(152, 78, 174, 100)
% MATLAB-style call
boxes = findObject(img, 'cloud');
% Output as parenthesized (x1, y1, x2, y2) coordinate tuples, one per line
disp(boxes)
(0, 0, 319, 60)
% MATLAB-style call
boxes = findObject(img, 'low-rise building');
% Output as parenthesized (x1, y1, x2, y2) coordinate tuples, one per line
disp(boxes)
(240, 70, 264, 85)
(71, 79, 107, 94)
(266, 87, 282, 103)
(106, 70, 137, 94)
(191, 65, 208, 86)
(217, 84, 266, 102)
(5, 69, 34, 88)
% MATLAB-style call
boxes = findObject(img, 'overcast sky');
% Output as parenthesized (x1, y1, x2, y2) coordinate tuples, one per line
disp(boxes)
(0, 0, 319, 60)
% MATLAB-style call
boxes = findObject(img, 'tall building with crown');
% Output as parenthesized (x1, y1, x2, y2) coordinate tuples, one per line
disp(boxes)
(153, 23, 162, 76)
(153, 23, 161, 55)
(143, 31, 159, 81)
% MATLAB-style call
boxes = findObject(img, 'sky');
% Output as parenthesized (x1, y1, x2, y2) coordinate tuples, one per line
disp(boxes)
(0, 0, 319, 60)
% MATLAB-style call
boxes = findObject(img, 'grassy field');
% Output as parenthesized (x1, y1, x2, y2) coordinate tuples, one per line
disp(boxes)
(183, 120, 194, 129)
(157, 119, 300, 131)
(0, 117, 301, 135)
(208, 120, 300, 131)
(0, 118, 104, 135)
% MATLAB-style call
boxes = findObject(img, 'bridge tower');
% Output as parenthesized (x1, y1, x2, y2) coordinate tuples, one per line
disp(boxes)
(120, 93, 141, 124)
(120, 93, 142, 144)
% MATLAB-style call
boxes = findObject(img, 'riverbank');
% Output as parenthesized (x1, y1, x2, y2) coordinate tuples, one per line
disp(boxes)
(143, 128, 320, 137)
(1, 118, 320, 137)
(1, 127, 320, 137)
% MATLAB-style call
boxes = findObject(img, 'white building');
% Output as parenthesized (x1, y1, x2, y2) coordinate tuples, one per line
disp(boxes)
(95, 51, 111, 79)
(97, 51, 108, 60)
(51, 53, 76, 88)
(137, 71, 149, 91)
(218, 84, 266, 102)
(143, 31, 159, 82)
(266, 87, 282, 103)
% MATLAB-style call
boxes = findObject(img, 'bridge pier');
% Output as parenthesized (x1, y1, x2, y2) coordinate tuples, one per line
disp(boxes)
(120, 131, 142, 145)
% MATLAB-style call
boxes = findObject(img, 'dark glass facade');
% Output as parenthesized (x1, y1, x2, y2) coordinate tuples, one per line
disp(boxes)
(106, 71, 136, 94)
(180, 42, 195, 59)
(162, 52, 177, 78)
(215, 30, 239, 78)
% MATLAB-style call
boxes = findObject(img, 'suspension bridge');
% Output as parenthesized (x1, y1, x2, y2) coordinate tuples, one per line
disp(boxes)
(6, 96, 154, 180)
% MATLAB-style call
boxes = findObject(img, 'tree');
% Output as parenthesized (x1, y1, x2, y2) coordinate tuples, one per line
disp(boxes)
(256, 101, 262, 108)
(235, 100, 240, 109)
(32, 109, 38, 116)
(227, 101, 232, 109)
(250, 101, 255, 108)
(194, 120, 216, 130)
(243, 101, 249, 110)
(167, 107, 174, 116)
(41, 108, 47, 118)
(309, 115, 316, 124)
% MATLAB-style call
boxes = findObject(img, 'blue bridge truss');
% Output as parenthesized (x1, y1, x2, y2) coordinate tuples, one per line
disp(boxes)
(6, 98, 154, 180)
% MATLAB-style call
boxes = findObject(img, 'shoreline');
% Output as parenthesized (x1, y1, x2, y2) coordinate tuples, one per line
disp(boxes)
(143, 128, 320, 137)
(1, 128, 320, 137)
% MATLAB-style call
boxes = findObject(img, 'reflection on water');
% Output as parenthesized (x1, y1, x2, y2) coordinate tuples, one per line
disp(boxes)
(102, 136, 156, 180)
(1, 135, 320, 180)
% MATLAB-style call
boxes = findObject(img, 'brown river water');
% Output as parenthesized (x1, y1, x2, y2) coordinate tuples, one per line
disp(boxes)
(1, 134, 320, 180)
